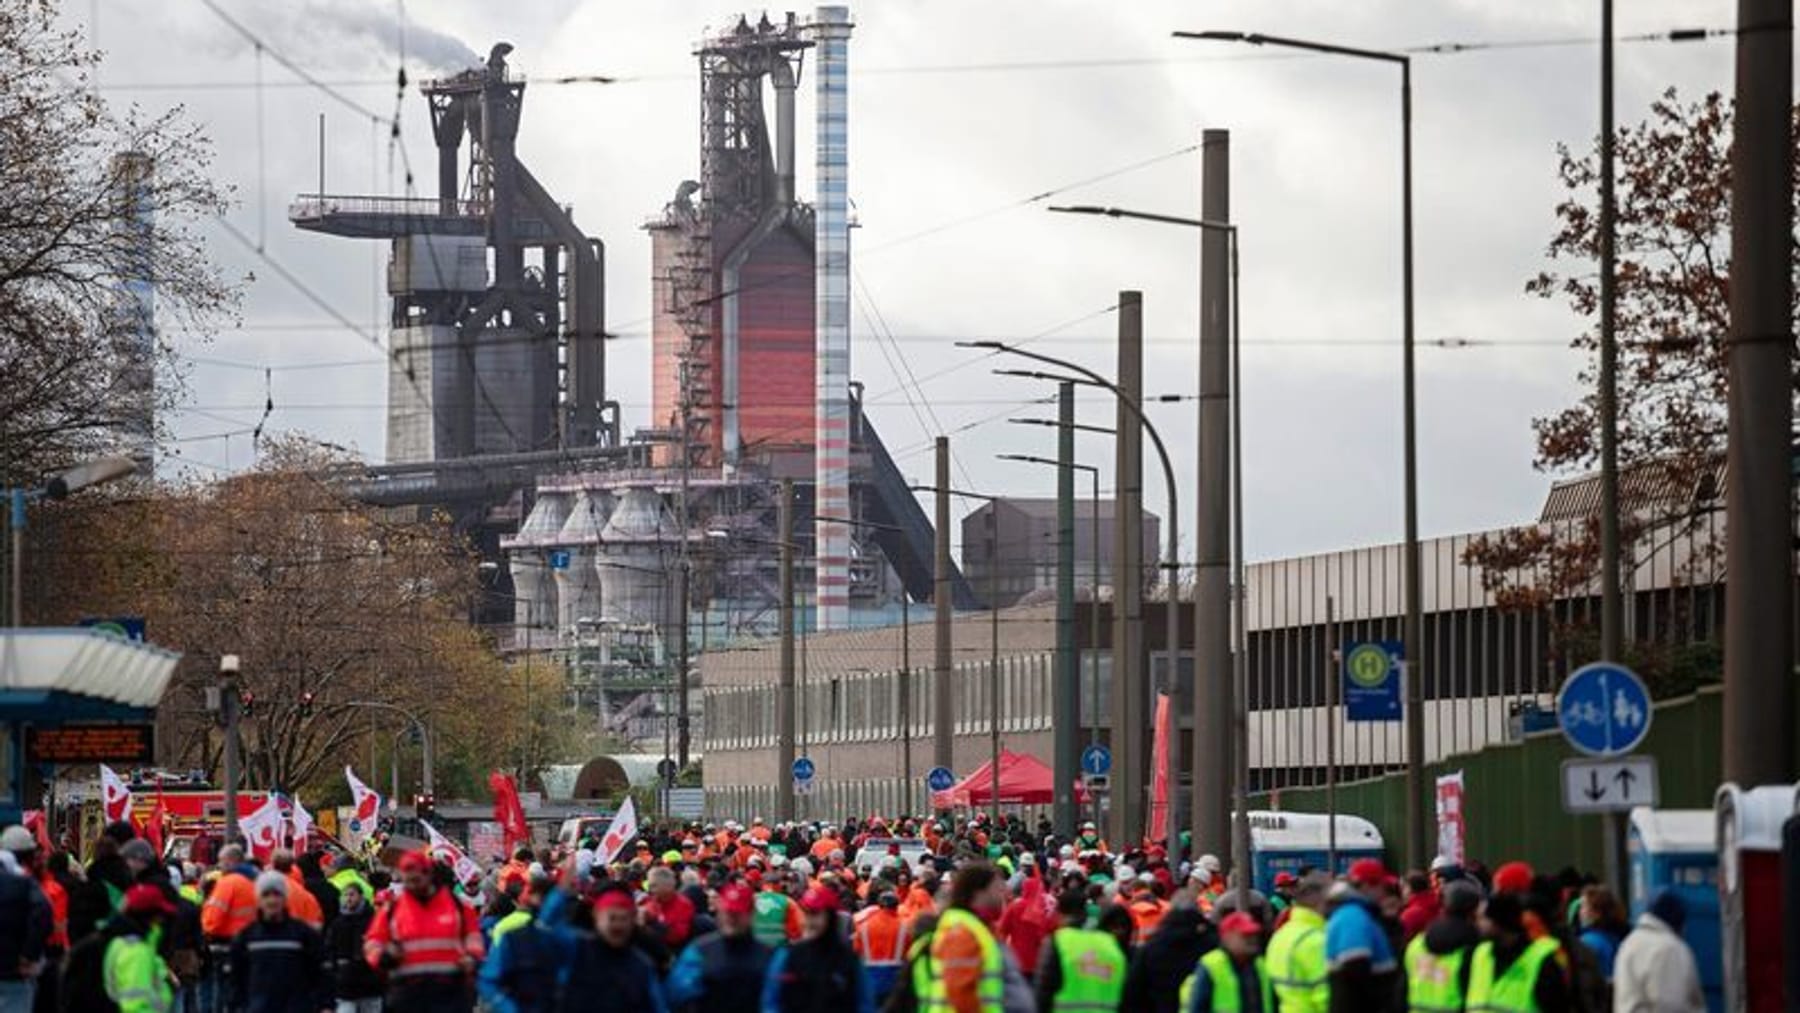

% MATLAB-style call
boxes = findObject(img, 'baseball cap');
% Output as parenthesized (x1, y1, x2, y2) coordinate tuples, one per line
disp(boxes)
(799, 885, 839, 914)
(1218, 911, 1260, 936)
(1347, 858, 1393, 887)
(122, 884, 176, 917)
(397, 850, 433, 875)
(717, 884, 755, 915)
(0, 827, 35, 854)
(1273, 872, 1297, 888)
(1492, 861, 1534, 895)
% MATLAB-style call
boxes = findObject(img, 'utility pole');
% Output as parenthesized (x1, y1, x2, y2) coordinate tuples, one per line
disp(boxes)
(220, 654, 242, 843)
(1195, 128, 1233, 864)
(934, 438, 954, 774)
(1595, 0, 1626, 892)
(1723, 0, 1794, 786)
(1053, 381, 1079, 836)
(777, 479, 797, 822)
(1110, 291, 1146, 845)
(900, 602, 912, 814)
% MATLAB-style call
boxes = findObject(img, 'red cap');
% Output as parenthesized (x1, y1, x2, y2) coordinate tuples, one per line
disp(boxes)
(744, 869, 764, 889)
(1218, 911, 1260, 937)
(799, 885, 839, 914)
(594, 888, 636, 912)
(1347, 858, 1392, 886)
(122, 884, 176, 917)
(1492, 861, 1535, 895)
(717, 883, 755, 916)
(397, 850, 433, 875)
(1274, 872, 1297, 887)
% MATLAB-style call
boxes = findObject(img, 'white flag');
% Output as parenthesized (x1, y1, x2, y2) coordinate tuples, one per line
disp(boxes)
(239, 796, 286, 861)
(420, 820, 481, 886)
(343, 766, 382, 845)
(99, 765, 132, 823)
(289, 796, 314, 847)
(593, 797, 638, 867)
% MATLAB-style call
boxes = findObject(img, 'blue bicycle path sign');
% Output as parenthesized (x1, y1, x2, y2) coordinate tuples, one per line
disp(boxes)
(1557, 662, 1652, 757)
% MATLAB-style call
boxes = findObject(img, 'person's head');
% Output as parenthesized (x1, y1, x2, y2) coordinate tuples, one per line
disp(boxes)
(339, 881, 366, 914)
(121, 883, 175, 926)
(1272, 871, 1296, 896)
(270, 849, 295, 874)
(1292, 871, 1333, 914)
(1195, 854, 1222, 888)
(1095, 902, 1135, 947)
(1219, 911, 1262, 960)
(798, 885, 838, 940)
(0, 826, 37, 872)
(1435, 879, 1478, 924)
(1480, 892, 1526, 944)
(121, 838, 156, 876)
(1055, 888, 1087, 927)
(255, 870, 288, 919)
(218, 843, 246, 868)
(1647, 889, 1687, 934)
(592, 887, 637, 946)
(1491, 861, 1534, 897)
(103, 821, 135, 847)
(1579, 884, 1626, 931)
(646, 866, 677, 898)
(949, 863, 1005, 919)
(1347, 859, 1394, 902)
(715, 883, 755, 937)
(1404, 871, 1431, 900)
(398, 851, 435, 899)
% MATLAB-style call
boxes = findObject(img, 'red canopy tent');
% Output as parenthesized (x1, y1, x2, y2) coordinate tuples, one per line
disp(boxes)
(931, 750, 1087, 808)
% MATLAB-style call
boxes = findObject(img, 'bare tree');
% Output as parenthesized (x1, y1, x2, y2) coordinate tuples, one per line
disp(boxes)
(0, 0, 235, 485)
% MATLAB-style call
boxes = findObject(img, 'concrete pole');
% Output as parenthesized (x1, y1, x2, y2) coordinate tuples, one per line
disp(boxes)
(1596, 0, 1627, 893)
(778, 479, 797, 822)
(934, 438, 955, 773)
(1054, 381, 1079, 836)
(1723, 0, 1794, 787)
(1195, 129, 1233, 863)
(220, 655, 241, 843)
(1110, 292, 1146, 845)
(1399, 57, 1428, 874)
(901, 604, 912, 814)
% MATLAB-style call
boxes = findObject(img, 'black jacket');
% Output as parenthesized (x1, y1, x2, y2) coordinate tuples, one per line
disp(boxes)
(1122, 905, 1216, 1013)
(229, 915, 329, 1013)
(0, 870, 50, 981)
(770, 933, 865, 1013)
(556, 936, 663, 1013)
(323, 904, 383, 1000)
(68, 855, 131, 943)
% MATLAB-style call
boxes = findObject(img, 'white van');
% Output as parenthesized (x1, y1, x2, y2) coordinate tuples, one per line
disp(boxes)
(557, 814, 614, 849)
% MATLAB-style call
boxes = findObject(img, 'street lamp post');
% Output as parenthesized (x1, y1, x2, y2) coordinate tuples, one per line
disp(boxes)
(339, 700, 435, 797)
(1174, 27, 1427, 870)
(970, 339, 1183, 844)
(1043, 206, 1248, 896)
(998, 448, 1106, 832)
(908, 485, 1005, 828)
(5, 455, 140, 626)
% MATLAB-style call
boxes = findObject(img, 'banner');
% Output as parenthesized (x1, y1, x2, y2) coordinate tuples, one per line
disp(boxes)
(420, 820, 481, 886)
(1435, 770, 1466, 867)
(288, 796, 314, 848)
(239, 796, 287, 861)
(593, 796, 638, 867)
(99, 765, 132, 823)
(140, 782, 167, 857)
(343, 766, 381, 847)
(488, 772, 529, 853)
(1148, 692, 1172, 845)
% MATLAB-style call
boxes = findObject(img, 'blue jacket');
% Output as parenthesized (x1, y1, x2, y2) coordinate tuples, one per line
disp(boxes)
(1325, 896, 1396, 974)
(666, 930, 771, 1013)
(759, 936, 873, 1013)
(478, 916, 564, 1013)
(531, 890, 668, 1013)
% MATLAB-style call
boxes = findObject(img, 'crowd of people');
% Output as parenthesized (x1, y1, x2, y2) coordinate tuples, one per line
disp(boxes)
(0, 811, 1710, 1013)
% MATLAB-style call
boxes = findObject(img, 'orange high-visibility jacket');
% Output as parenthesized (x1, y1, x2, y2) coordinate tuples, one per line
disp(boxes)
(362, 887, 484, 979)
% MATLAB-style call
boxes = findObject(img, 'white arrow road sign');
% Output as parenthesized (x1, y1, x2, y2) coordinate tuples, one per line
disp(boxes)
(1561, 755, 1659, 813)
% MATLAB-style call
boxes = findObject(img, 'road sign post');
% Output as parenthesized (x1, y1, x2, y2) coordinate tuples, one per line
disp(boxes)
(1561, 756, 1658, 813)
(1080, 744, 1112, 778)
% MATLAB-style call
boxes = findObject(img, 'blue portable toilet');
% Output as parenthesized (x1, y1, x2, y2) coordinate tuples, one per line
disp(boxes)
(1627, 807, 1721, 1013)
(1245, 811, 1384, 892)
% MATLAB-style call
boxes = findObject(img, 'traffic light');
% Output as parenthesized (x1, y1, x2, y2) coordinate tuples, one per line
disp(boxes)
(298, 691, 315, 716)
(414, 793, 435, 820)
(239, 691, 255, 717)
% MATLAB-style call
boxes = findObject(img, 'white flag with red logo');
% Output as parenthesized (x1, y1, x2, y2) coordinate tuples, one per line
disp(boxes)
(239, 795, 286, 861)
(99, 765, 132, 823)
(343, 766, 381, 845)
(420, 820, 481, 885)
(288, 796, 314, 848)
(593, 796, 638, 867)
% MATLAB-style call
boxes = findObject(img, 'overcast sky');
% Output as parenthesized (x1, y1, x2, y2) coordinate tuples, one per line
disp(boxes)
(81, 0, 1744, 562)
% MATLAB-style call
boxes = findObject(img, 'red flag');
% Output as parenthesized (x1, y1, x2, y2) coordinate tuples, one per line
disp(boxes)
(21, 812, 52, 855)
(488, 772, 529, 852)
(143, 782, 167, 858)
(1148, 692, 1172, 845)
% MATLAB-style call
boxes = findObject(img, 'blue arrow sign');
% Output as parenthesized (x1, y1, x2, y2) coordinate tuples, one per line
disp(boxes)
(1343, 640, 1404, 722)
(791, 757, 816, 782)
(925, 766, 956, 793)
(1080, 744, 1112, 777)
(548, 550, 571, 570)
(1557, 662, 1652, 757)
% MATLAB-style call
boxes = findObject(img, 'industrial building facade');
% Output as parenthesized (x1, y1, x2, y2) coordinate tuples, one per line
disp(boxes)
(960, 498, 1160, 607)
(700, 471, 1737, 821)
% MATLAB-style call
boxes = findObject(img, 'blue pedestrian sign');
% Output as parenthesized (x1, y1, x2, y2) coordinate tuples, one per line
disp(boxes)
(1343, 640, 1404, 722)
(926, 766, 956, 793)
(1557, 662, 1652, 756)
(1080, 744, 1112, 777)
(548, 549, 571, 570)
(791, 757, 816, 783)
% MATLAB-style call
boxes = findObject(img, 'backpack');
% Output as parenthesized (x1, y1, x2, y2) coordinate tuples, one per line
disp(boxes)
(60, 924, 124, 1013)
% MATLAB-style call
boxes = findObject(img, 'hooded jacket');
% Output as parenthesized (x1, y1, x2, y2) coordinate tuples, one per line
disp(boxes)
(1121, 904, 1217, 1013)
